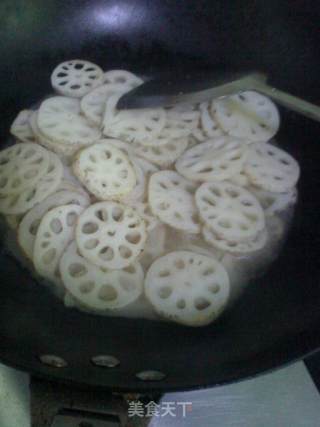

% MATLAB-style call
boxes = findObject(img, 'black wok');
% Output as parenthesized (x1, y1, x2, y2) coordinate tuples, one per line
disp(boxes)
(0, 0, 320, 395)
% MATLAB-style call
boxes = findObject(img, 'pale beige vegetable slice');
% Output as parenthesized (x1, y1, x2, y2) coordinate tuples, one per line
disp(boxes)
(0, 143, 50, 195)
(51, 60, 104, 98)
(212, 91, 280, 143)
(10, 110, 37, 143)
(76, 201, 147, 270)
(18, 190, 90, 259)
(0, 152, 63, 214)
(195, 181, 265, 242)
(149, 171, 200, 234)
(60, 241, 144, 310)
(203, 225, 268, 254)
(199, 102, 224, 138)
(73, 142, 136, 200)
(244, 142, 300, 192)
(29, 111, 81, 159)
(33, 204, 84, 283)
(175, 136, 247, 182)
(38, 96, 101, 146)
(145, 251, 230, 326)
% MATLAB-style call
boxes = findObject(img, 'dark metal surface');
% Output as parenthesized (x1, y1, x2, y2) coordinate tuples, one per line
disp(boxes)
(116, 71, 263, 109)
(0, 0, 320, 392)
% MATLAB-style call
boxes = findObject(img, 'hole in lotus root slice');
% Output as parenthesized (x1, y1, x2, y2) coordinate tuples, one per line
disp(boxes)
(244, 142, 300, 193)
(175, 136, 248, 182)
(73, 141, 136, 200)
(76, 201, 146, 269)
(149, 171, 200, 234)
(195, 181, 265, 243)
(68, 263, 88, 278)
(51, 60, 104, 98)
(145, 251, 230, 326)
(98, 285, 118, 301)
(212, 91, 280, 143)
(33, 204, 84, 283)
(59, 241, 143, 310)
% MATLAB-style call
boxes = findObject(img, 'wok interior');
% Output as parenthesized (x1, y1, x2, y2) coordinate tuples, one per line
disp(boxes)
(0, 0, 319, 391)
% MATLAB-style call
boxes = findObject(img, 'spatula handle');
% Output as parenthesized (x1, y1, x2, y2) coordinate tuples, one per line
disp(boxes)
(253, 82, 320, 122)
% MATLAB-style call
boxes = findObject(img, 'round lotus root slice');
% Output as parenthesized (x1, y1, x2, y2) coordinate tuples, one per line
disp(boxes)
(131, 138, 189, 167)
(249, 186, 298, 217)
(199, 102, 224, 138)
(0, 152, 63, 215)
(212, 91, 280, 143)
(0, 143, 50, 195)
(33, 204, 85, 283)
(59, 241, 144, 310)
(149, 171, 201, 234)
(18, 190, 90, 259)
(10, 110, 37, 143)
(244, 142, 300, 193)
(76, 202, 147, 270)
(29, 111, 81, 159)
(73, 142, 136, 200)
(38, 96, 101, 146)
(103, 69, 143, 87)
(203, 225, 268, 254)
(51, 60, 104, 98)
(145, 251, 230, 327)
(104, 140, 147, 201)
(195, 181, 265, 243)
(175, 137, 248, 182)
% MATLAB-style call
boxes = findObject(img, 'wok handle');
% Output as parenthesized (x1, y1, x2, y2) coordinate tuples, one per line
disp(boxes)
(252, 82, 320, 122)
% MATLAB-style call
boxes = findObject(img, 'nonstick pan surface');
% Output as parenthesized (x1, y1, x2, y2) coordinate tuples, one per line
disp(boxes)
(0, 0, 320, 392)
